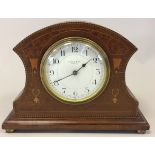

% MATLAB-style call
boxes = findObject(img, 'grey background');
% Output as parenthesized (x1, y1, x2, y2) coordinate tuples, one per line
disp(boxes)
(0, 19, 155, 136)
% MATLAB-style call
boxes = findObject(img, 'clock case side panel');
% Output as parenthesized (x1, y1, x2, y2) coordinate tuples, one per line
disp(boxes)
(9, 22, 139, 118)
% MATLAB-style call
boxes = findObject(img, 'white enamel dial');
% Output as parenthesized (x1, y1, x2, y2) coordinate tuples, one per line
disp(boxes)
(40, 37, 110, 104)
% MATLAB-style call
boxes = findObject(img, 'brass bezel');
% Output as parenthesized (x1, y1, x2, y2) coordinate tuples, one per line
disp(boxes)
(40, 37, 110, 104)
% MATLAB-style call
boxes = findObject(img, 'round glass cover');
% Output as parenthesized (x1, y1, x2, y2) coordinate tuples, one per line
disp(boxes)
(40, 37, 110, 104)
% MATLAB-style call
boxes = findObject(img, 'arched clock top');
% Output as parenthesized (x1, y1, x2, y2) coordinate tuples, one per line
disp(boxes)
(13, 22, 137, 55)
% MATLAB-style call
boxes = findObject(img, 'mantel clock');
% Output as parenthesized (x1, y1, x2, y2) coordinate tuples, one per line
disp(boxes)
(2, 22, 150, 133)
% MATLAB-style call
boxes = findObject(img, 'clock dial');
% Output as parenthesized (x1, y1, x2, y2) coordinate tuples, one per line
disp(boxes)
(40, 37, 110, 103)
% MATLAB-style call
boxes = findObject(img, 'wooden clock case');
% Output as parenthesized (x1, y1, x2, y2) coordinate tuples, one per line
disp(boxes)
(2, 22, 150, 133)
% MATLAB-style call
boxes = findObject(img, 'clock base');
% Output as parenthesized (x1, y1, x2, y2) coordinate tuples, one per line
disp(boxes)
(2, 109, 149, 133)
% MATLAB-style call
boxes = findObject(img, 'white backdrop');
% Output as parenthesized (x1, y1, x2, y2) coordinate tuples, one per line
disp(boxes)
(0, 18, 155, 136)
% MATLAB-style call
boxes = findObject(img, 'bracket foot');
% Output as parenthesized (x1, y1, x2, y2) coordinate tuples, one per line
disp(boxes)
(6, 129, 15, 133)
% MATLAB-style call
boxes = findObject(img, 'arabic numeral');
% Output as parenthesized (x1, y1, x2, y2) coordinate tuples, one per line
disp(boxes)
(62, 88, 66, 94)
(85, 50, 88, 56)
(85, 87, 90, 93)
(53, 58, 59, 64)
(73, 91, 77, 96)
(72, 47, 78, 52)
(49, 70, 54, 75)
(93, 79, 97, 85)
(53, 81, 59, 86)
(60, 50, 65, 56)
(93, 57, 99, 63)
(96, 69, 101, 74)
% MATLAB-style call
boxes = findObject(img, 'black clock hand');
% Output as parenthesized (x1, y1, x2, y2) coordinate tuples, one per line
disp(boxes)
(53, 73, 74, 83)
(76, 58, 92, 73)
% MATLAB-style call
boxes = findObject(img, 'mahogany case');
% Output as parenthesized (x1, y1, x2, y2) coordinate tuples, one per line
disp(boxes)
(2, 22, 150, 133)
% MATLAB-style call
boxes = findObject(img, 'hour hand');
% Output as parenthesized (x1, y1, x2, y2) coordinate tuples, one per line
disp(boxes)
(76, 58, 92, 72)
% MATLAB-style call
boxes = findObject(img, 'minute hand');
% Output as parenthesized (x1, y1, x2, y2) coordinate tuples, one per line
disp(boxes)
(53, 73, 73, 83)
